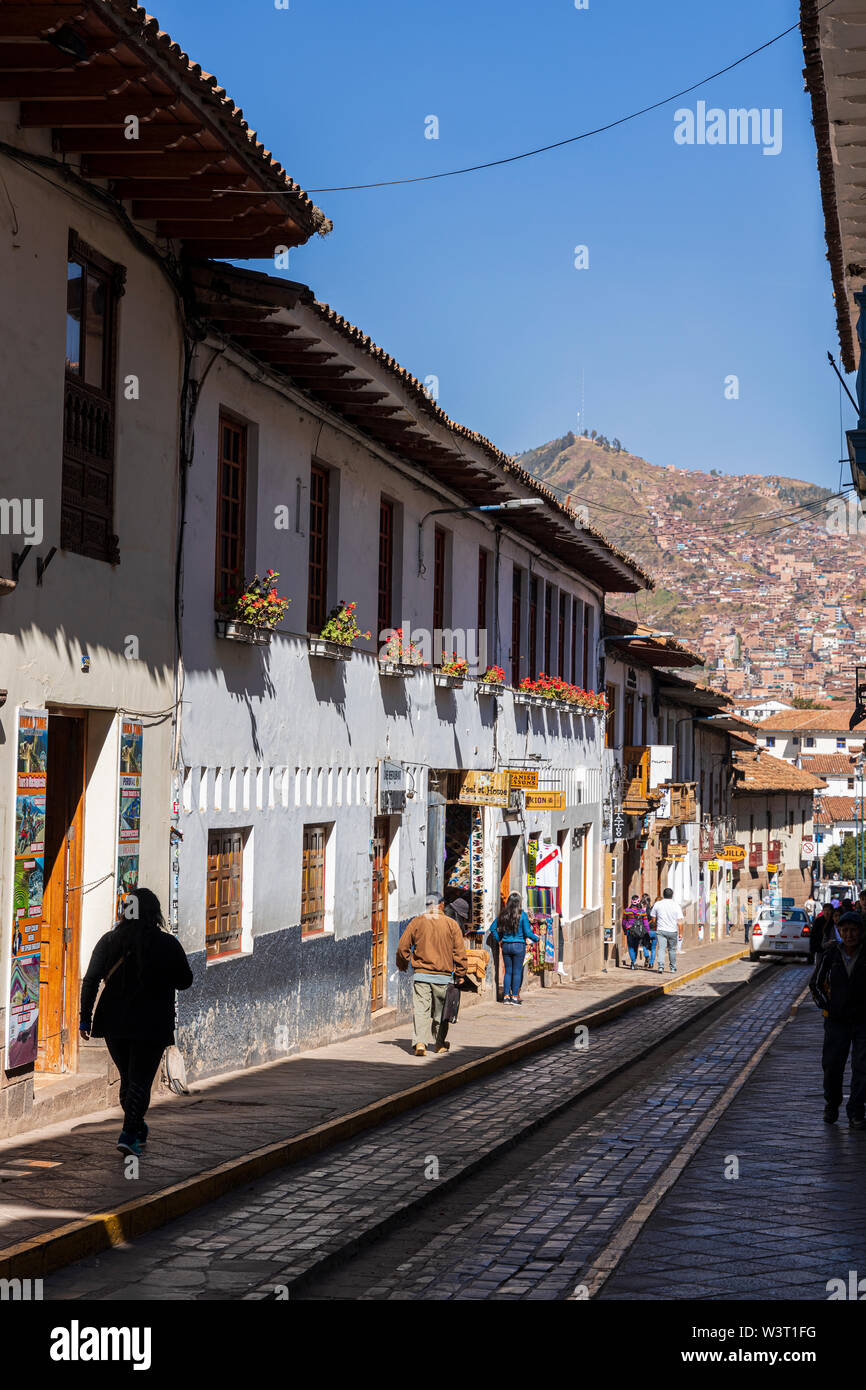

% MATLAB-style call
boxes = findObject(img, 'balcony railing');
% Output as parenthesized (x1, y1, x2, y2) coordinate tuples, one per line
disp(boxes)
(655, 782, 698, 827)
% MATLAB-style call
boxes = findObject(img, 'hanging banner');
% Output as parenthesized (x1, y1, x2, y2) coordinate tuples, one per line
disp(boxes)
(456, 770, 510, 807)
(8, 709, 48, 1069)
(116, 719, 143, 915)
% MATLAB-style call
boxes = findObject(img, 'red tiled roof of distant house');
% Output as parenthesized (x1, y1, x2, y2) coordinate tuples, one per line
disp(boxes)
(732, 750, 827, 794)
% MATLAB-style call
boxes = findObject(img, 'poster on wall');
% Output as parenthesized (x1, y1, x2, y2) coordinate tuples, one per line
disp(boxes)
(116, 720, 143, 916)
(8, 708, 48, 1069)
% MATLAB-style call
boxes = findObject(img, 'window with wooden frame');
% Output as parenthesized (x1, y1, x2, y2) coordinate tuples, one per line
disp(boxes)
(623, 689, 635, 746)
(571, 598, 580, 685)
(528, 575, 538, 680)
(62, 230, 125, 564)
(378, 497, 394, 640)
(511, 566, 523, 688)
(307, 463, 330, 633)
(206, 830, 244, 960)
(433, 526, 446, 632)
(558, 592, 567, 678)
(477, 547, 489, 638)
(544, 584, 553, 674)
(215, 414, 247, 609)
(301, 824, 327, 938)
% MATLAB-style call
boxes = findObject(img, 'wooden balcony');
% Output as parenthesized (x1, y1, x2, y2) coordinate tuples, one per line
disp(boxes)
(655, 782, 698, 827)
(621, 746, 665, 814)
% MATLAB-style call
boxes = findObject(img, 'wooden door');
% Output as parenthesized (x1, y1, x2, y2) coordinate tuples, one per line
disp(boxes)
(499, 835, 519, 913)
(39, 714, 86, 1074)
(371, 817, 389, 1012)
(206, 830, 243, 958)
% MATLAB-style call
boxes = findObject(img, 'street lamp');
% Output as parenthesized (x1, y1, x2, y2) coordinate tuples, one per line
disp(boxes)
(417, 497, 544, 575)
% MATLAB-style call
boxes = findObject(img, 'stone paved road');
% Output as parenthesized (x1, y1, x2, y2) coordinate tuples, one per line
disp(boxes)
(296, 964, 810, 1301)
(599, 997, 866, 1301)
(43, 957, 780, 1301)
(0, 937, 743, 1254)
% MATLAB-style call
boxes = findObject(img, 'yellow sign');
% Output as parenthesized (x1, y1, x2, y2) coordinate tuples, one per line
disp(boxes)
(666, 845, 688, 860)
(721, 844, 746, 862)
(707, 859, 720, 871)
(523, 790, 565, 811)
(457, 770, 510, 807)
(509, 769, 539, 791)
(767, 863, 780, 875)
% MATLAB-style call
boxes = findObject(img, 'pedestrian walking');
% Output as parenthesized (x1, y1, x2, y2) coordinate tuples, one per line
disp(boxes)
(650, 887, 684, 973)
(397, 895, 468, 1055)
(809, 912, 866, 1128)
(805, 892, 816, 919)
(641, 893, 657, 968)
(489, 892, 539, 1003)
(622, 895, 650, 971)
(79, 888, 193, 1158)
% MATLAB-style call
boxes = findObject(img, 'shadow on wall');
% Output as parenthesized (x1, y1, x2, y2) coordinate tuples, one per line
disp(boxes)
(177, 924, 370, 1079)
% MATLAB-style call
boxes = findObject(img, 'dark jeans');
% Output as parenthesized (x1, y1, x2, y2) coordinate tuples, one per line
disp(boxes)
(822, 1019, 866, 1117)
(502, 941, 526, 997)
(105, 1036, 165, 1136)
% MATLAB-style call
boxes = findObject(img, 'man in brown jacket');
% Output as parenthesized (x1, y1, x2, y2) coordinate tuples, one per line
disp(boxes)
(397, 895, 468, 1056)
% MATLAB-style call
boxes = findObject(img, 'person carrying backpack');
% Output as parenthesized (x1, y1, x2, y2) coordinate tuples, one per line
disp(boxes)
(489, 893, 539, 1004)
(622, 896, 650, 971)
(80, 888, 193, 1157)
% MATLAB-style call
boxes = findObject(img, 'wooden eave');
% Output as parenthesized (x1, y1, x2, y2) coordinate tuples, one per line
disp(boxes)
(184, 261, 650, 593)
(0, 0, 330, 255)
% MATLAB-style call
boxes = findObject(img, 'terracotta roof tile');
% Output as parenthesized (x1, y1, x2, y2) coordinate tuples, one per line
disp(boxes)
(815, 796, 858, 824)
(800, 754, 857, 775)
(759, 707, 866, 734)
(732, 750, 827, 795)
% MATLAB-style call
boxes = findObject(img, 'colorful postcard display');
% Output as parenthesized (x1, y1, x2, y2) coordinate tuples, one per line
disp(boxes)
(8, 709, 48, 1067)
(116, 720, 143, 915)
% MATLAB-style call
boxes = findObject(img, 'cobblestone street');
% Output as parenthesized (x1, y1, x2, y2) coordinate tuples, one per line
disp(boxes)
(39, 958, 823, 1302)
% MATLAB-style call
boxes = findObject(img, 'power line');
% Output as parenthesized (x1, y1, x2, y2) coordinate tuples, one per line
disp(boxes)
(296, 0, 839, 193)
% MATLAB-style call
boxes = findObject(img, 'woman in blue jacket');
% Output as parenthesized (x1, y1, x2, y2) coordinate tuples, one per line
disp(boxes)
(490, 892, 540, 1004)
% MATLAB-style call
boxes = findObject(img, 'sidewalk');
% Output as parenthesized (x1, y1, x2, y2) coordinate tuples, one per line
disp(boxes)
(0, 937, 747, 1278)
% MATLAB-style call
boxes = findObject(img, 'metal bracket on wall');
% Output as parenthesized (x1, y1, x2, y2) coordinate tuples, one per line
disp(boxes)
(36, 547, 57, 586)
(11, 545, 31, 581)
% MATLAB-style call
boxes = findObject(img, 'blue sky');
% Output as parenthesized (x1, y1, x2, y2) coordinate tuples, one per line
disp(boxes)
(153, 0, 849, 488)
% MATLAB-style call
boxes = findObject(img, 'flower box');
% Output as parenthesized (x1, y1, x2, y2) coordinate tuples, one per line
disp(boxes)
(434, 672, 464, 689)
(215, 618, 271, 646)
(476, 681, 505, 697)
(513, 691, 537, 708)
(308, 636, 353, 661)
(379, 660, 419, 678)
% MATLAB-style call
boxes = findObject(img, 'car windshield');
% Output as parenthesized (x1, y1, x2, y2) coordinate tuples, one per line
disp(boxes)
(758, 909, 807, 922)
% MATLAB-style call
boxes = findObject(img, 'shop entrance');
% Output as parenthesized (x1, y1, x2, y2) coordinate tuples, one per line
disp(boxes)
(371, 816, 389, 1012)
(38, 712, 86, 1074)
(499, 835, 520, 914)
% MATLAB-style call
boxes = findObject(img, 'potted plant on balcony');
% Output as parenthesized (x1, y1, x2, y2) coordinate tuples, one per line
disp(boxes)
(434, 652, 469, 689)
(379, 628, 426, 677)
(308, 600, 371, 660)
(216, 569, 291, 645)
(476, 664, 506, 696)
(515, 676, 543, 708)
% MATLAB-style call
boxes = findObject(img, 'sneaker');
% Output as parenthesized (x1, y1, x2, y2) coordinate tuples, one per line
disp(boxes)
(435, 1042, 450, 1054)
(117, 1131, 143, 1157)
(824, 1104, 839, 1124)
(513, 997, 523, 1005)
(849, 1115, 866, 1131)
(413, 1044, 426, 1057)
(137, 1121, 148, 1147)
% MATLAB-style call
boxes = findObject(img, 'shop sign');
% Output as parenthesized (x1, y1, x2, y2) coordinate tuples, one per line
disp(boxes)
(720, 844, 746, 862)
(613, 811, 626, 840)
(666, 844, 688, 860)
(378, 759, 407, 814)
(8, 708, 48, 1069)
(523, 790, 566, 811)
(116, 719, 143, 916)
(509, 769, 539, 791)
(457, 769, 510, 807)
(707, 859, 720, 872)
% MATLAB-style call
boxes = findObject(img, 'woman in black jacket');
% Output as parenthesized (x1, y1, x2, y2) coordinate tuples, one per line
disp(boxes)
(80, 888, 193, 1157)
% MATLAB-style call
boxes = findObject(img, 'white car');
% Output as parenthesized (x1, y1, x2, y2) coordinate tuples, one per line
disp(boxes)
(749, 906, 811, 961)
